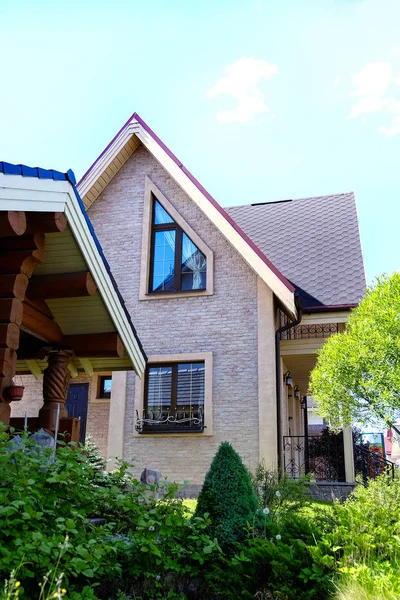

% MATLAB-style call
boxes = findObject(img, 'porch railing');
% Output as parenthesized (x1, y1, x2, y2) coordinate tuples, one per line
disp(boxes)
(354, 443, 396, 486)
(283, 434, 345, 482)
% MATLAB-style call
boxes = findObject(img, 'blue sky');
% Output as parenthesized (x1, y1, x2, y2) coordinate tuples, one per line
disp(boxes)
(0, 0, 399, 283)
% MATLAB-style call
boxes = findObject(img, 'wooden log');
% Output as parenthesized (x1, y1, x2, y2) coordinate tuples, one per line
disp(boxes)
(0, 274, 29, 301)
(0, 212, 26, 237)
(27, 272, 97, 300)
(0, 323, 20, 350)
(21, 302, 63, 344)
(64, 332, 125, 358)
(0, 248, 44, 277)
(0, 233, 44, 251)
(0, 298, 23, 325)
(0, 347, 16, 377)
(25, 212, 67, 234)
(23, 297, 53, 320)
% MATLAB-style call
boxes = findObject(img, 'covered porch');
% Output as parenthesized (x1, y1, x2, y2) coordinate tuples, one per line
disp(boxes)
(279, 310, 355, 485)
(0, 162, 146, 444)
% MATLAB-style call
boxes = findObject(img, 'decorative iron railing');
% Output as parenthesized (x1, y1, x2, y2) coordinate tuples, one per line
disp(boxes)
(279, 311, 338, 340)
(283, 434, 345, 482)
(354, 443, 396, 486)
(135, 408, 204, 434)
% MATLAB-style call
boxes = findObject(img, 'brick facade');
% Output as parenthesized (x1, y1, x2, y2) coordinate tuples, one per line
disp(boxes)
(87, 145, 261, 483)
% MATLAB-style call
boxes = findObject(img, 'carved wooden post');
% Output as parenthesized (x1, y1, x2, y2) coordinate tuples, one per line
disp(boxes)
(39, 350, 72, 431)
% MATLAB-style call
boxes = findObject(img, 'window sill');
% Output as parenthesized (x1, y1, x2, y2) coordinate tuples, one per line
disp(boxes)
(133, 431, 213, 438)
(139, 289, 213, 301)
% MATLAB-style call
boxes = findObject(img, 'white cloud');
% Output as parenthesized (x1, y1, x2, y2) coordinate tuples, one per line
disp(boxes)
(347, 61, 400, 135)
(207, 57, 278, 123)
(332, 76, 340, 88)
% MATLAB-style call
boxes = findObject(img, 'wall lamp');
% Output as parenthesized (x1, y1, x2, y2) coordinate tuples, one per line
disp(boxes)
(294, 385, 300, 399)
(283, 371, 292, 387)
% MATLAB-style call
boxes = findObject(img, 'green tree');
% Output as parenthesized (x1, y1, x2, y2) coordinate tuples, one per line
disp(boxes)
(310, 273, 400, 434)
(195, 442, 258, 550)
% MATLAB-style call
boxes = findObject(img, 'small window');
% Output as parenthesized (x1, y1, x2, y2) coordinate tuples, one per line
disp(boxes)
(149, 198, 207, 293)
(98, 376, 112, 399)
(137, 362, 205, 433)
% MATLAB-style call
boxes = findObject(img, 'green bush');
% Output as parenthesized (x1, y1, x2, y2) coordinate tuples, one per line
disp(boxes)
(311, 475, 400, 598)
(0, 426, 220, 599)
(195, 442, 258, 550)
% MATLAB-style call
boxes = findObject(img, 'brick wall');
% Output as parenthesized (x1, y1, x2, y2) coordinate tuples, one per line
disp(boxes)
(88, 145, 260, 483)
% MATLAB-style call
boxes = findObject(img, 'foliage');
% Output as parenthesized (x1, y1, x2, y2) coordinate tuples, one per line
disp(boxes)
(0, 425, 220, 599)
(311, 475, 400, 599)
(310, 273, 400, 431)
(252, 462, 312, 515)
(195, 442, 258, 550)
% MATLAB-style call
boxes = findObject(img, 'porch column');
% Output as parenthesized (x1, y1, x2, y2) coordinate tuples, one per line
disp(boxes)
(343, 425, 355, 483)
(39, 350, 72, 431)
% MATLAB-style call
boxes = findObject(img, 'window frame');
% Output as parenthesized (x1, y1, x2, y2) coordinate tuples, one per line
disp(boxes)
(98, 375, 112, 399)
(134, 352, 213, 437)
(149, 198, 206, 294)
(139, 177, 214, 301)
(141, 360, 205, 434)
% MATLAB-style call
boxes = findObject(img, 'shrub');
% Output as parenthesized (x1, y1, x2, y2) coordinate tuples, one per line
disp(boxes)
(195, 442, 258, 550)
(0, 426, 221, 599)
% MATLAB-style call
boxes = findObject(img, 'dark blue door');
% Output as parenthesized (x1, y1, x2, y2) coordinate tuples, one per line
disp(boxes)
(66, 384, 89, 444)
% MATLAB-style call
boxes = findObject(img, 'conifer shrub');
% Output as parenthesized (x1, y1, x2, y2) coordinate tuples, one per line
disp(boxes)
(195, 442, 258, 549)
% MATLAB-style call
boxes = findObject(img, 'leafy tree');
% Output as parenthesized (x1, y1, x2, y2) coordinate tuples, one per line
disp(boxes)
(195, 442, 258, 550)
(310, 273, 400, 434)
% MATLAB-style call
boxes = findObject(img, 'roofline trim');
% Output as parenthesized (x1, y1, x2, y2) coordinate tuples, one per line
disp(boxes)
(303, 304, 358, 313)
(0, 171, 147, 376)
(77, 113, 297, 318)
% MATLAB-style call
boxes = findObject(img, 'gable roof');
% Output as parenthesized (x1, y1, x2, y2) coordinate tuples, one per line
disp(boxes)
(0, 161, 146, 375)
(226, 192, 366, 310)
(77, 113, 297, 318)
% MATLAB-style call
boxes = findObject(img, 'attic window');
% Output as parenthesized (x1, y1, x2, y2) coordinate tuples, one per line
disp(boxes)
(149, 198, 207, 293)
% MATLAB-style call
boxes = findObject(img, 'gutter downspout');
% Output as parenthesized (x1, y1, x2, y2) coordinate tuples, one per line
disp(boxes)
(275, 294, 303, 475)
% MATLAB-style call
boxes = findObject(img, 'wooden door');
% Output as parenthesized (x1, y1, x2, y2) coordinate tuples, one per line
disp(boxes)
(65, 383, 89, 444)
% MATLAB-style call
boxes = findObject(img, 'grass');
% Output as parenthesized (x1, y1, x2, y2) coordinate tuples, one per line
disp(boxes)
(182, 498, 197, 515)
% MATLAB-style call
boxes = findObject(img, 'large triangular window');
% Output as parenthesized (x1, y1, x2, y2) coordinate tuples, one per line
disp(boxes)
(150, 198, 207, 293)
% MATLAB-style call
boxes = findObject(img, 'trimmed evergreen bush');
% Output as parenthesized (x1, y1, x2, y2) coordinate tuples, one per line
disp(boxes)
(195, 441, 258, 549)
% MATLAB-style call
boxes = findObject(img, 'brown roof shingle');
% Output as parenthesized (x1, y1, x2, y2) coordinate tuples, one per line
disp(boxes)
(225, 192, 366, 309)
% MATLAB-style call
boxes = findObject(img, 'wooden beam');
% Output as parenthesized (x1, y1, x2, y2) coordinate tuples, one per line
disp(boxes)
(25, 212, 67, 234)
(0, 248, 44, 277)
(0, 299, 23, 325)
(0, 233, 44, 251)
(0, 274, 29, 301)
(23, 297, 53, 319)
(68, 361, 78, 378)
(78, 357, 94, 377)
(27, 272, 97, 300)
(64, 332, 124, 358)
(21, 302, 63, 344)
(0, 212, 26, 237)
(26, 359, 42, 380)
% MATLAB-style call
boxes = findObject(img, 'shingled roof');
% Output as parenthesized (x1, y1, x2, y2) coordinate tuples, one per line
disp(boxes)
(226, 192, 366, 310)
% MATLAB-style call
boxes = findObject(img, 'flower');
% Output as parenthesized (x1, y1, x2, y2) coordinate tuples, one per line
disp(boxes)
(62, 590, 67, 595)
(262, 507, 270, 515)
(275, 490, 281, 498)
(149, 525, 155, 531)
(276, 534, 281, 540)
(15, 582, 21, 588)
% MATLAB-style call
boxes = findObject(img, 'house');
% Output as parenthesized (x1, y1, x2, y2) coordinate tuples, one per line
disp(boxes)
(0, 162, 146, 444)
(11, 114, 365, 488)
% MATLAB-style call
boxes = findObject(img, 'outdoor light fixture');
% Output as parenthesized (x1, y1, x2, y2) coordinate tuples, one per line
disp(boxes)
(294, 385, 300, 399)
(283, 371, 292, 386)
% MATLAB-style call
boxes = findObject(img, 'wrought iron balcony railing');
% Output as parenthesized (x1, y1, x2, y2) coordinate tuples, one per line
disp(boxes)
(135, 408, 204, 434)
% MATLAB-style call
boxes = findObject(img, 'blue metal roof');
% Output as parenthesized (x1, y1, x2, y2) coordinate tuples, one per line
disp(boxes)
(0, 161, 146, 363)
